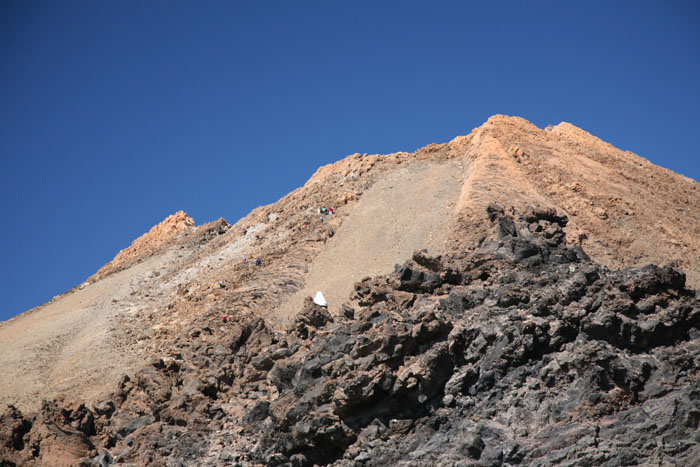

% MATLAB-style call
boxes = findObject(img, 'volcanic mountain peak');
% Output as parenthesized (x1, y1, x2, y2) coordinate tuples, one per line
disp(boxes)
(1, 115, 700, 466)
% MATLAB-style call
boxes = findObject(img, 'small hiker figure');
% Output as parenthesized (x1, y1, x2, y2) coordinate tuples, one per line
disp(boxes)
(243, 257, 248, 264)
(221, 316, 227, 323)
(320, 216, 325, 223)
(255, 258, 262, 266)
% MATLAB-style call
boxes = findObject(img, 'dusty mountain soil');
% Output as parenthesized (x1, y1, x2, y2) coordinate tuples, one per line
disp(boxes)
(1, 115, 699, 466)
(0, 213, 235, 413)
(0, 249, 190, 413)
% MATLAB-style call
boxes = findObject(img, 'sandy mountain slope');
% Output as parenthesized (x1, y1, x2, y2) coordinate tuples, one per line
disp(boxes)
(0, 214, 217, 413)
(274, 158, 466, 326)
(1, 114, 698, 418)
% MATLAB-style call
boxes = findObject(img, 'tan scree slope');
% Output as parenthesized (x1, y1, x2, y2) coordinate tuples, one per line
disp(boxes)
(274, 158, 466, 324)
(0, 251, 179, 412)
(1, 115, 699, 413)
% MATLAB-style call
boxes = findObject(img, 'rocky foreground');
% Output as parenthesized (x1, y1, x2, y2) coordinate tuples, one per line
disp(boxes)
(2, 205, 699, 466)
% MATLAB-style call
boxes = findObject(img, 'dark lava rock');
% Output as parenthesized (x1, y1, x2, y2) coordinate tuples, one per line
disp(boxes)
(2, 205, 699, 466)
(297, 297, 334, 328)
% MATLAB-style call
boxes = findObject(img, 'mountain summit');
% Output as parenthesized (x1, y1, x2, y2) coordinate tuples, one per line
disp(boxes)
(2, 116, 699, 466)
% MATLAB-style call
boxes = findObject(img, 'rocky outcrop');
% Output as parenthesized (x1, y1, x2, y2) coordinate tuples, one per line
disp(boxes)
(3, 205, 698, 466)
(92, 211, 198, 280)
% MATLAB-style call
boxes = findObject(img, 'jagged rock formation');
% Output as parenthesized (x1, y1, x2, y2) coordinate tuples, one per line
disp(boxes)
(2, 206, 699, 466)
(1, 115, 700, 466)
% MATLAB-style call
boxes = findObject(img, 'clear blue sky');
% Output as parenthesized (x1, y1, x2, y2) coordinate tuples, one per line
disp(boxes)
(2, 1, 699, 321)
